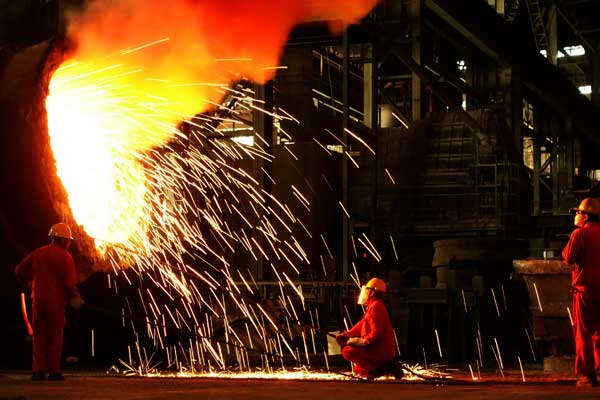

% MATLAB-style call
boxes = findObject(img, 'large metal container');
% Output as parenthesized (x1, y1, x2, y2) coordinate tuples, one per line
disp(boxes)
(513, 259, 573, 356)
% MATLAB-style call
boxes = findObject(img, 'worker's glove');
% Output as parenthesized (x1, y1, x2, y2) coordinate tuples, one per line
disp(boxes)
(70, 297, 86, 311)
(335, 333, 349, 346)
(346, 337, 367, 347)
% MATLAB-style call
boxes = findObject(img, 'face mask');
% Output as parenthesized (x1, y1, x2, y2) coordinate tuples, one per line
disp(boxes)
(357, 286, 370, 305)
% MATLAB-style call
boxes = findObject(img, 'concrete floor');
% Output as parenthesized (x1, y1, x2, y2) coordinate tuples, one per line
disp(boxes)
(0, 370, 597, 400)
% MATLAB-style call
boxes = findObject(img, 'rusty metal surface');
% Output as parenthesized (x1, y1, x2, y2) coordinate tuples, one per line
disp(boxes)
(514, 259, 573, 354)
(513, 259, 571, 275)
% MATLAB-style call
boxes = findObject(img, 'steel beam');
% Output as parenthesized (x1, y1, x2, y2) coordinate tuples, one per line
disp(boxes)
(424, 0, 600, 145)
(592, 52, 600, 107)
(252, 81, 274, 286)
(364, 18, 488, 144)
(341, 31, 350, 281)
(370, 42, 379, 275)
(547, 5, 558, 66)
(409, 0, 423, 121)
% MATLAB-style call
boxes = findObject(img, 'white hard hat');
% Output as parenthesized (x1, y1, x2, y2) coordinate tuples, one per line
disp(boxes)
(357, 278, 387, 305)
(48, 222, 73, 240)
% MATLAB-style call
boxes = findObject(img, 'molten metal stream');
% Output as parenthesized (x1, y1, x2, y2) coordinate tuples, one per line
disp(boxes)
(46, 68, 145, 247)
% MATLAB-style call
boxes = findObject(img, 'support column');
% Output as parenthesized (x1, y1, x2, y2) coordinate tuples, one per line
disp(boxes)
(409, 0, 422, 121)
(551, 119, 560, 213)
(511, 68, 523, 157)
(341, 31, 350, 281)
(563, 117, 575, 210)
(547, 5, 558, 66)
(592, 52, 600, 107)
(533, 114, 541, 216)
(370, 43, 379, 274)
(363, 46, 374, 129)
(500, 66, 523, 160)
(252, 81, 274, 286)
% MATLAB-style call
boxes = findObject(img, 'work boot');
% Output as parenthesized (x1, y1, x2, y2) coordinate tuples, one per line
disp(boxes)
(366, 367, 386, 380)
(366, 361, 404, 380)
(47, 373, 65, 381)
(576, 374, 598, 387)
(31, 372, 45, 381)
(392, 361, 405, 380)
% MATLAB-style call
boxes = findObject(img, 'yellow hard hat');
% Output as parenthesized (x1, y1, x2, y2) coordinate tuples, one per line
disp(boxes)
(570, 198, 600, 217)
(365, 277, 387, 294)
(48, 222, 73, 240)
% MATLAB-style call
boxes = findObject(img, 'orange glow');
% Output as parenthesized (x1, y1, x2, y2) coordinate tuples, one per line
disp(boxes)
(45, 58, 224, 248)
(47, 0, 378, 251)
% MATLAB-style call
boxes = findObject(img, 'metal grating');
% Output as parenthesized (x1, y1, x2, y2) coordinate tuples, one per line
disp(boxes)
(525, 0, 548, 51)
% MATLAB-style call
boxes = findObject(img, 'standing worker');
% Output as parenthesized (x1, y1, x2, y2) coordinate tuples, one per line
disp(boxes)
(562, 198, 600, 387)
(336, 277, 400, 379)
(15, 222, 84, 381)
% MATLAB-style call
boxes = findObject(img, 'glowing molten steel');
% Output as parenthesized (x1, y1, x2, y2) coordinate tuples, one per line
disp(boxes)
(45, 0, 378, 252)
(45, 53, 219, 249)
(46, 63, 151, 246)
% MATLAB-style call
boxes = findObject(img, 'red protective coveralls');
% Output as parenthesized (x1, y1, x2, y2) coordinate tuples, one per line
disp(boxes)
(15, 243, 79, 374)
(562, 222, 600, 377)
(342, 299, 397, 377)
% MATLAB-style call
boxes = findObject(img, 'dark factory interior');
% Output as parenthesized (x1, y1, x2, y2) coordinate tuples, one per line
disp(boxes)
(1, 0, 600, 385)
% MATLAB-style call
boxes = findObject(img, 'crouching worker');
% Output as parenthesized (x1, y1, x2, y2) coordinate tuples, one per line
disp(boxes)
(336, 278, 400, 379)
(15, 223, 85, 381)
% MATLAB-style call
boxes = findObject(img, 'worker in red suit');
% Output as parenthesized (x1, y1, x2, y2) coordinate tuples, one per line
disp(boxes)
(15, 222, 84, 381)
(562, 198, 600, 387)
(336, 277, 400, 379)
